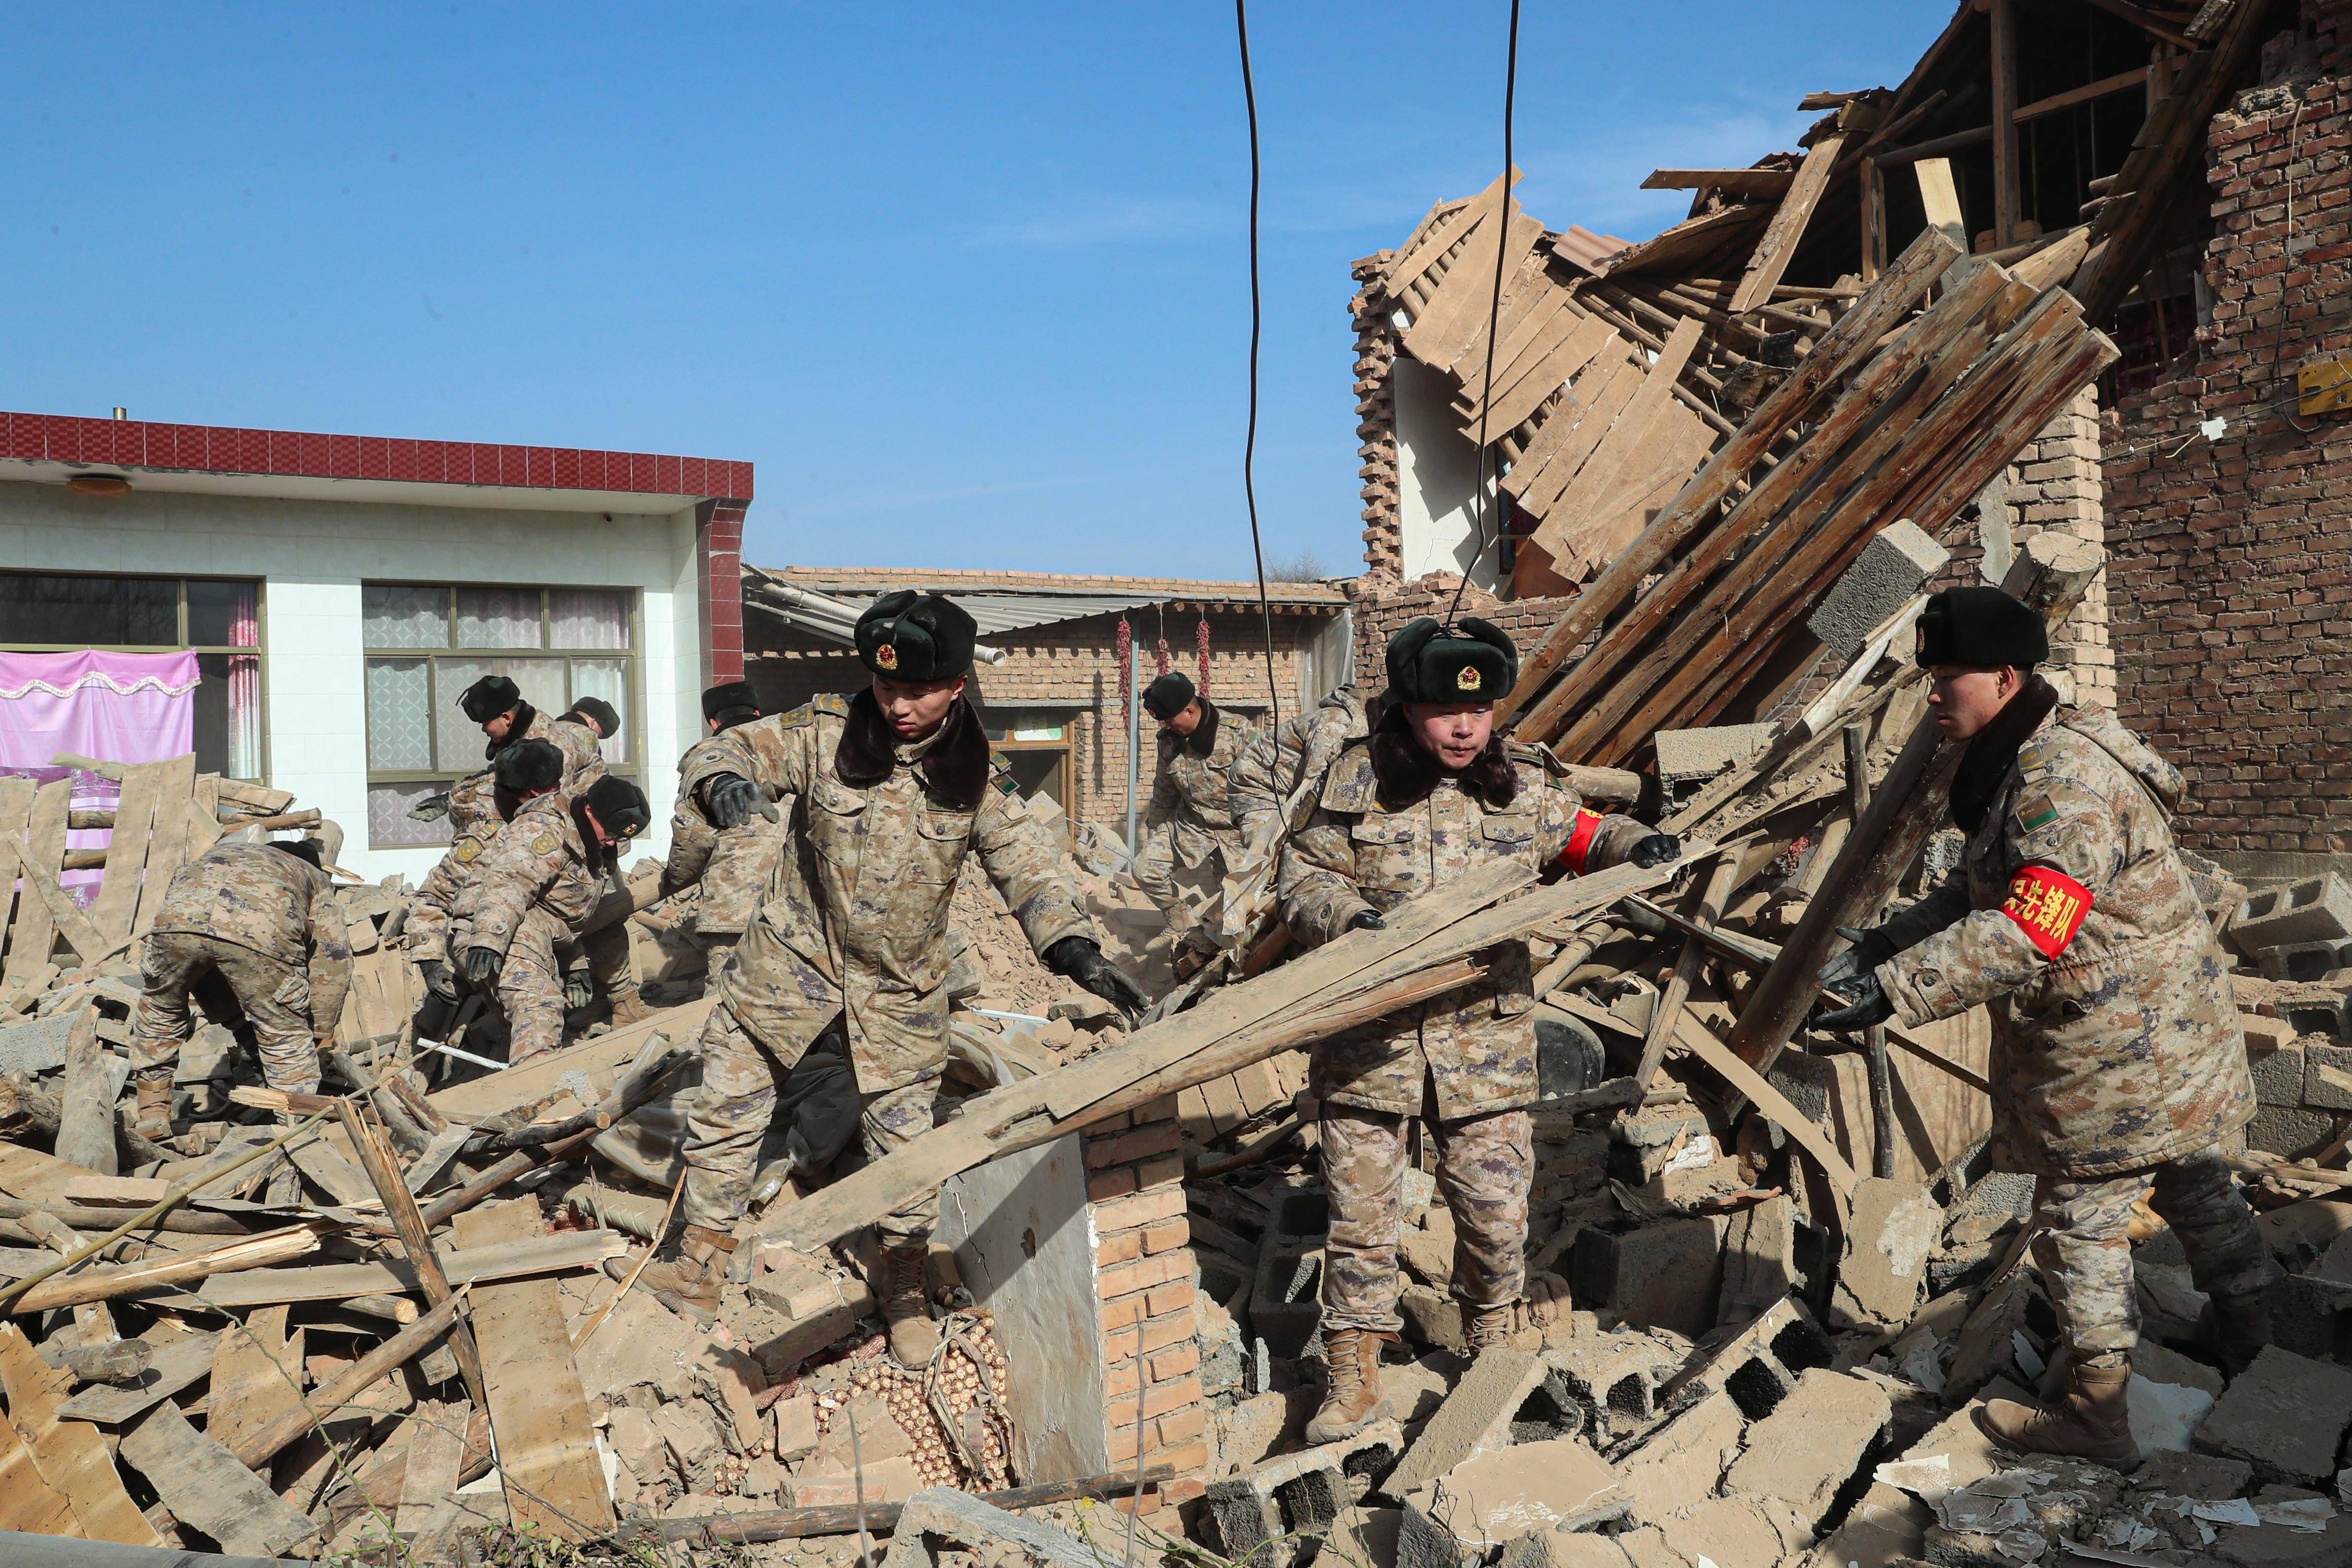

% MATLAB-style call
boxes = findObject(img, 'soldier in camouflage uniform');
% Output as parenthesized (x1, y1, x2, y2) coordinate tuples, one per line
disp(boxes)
(1279, 618, 1679, 1442)
(129, 837, 352, 1135)
(1226, 683, 1383, 848)
(1820, 586, 2272, 1467)
(661, 680, 789, 980)
(1133, 671, 1257, 958)
(453, 750, 651, 1067)
(632, 591, 1149, 1353)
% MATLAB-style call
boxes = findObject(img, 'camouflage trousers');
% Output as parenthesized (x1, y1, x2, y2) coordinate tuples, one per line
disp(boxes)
(496, 908, 571, 1065)
(1319, 1089, 1533, 1334)
(2029, 1142, 2278, 1361)
(681, 1004, 945, 1243)
(130, 932, 321, 1095)
(1133, 832, 1225, 933)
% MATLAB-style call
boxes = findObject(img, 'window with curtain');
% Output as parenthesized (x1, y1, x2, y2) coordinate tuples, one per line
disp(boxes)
(0, 572, 264, 779)
(362, 582, 638, 849)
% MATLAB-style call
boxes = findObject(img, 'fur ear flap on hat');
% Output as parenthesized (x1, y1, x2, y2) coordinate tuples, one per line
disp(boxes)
(1915, 585, 2048, 670)
(1385, 616, 1516, 705)
(855, 591, 978, 683)
(493, 738, 565, 793)
(701, 680, 761, 723)
(269, 837, 325, 868)
(460, 675, 522, 723)
(584, 775, 652, 840)
(566, 696, 620, 737)
(1142, 671, 1196, 722)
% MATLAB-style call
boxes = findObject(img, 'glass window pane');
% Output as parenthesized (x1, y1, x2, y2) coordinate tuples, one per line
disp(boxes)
(194, 652, 265, 779)
(369, 781, 453, 848)
(506, 658, 570, 726)
(549, 589, 630, 650)
(362, 584, 448, 649)
(455, 587, 543, 649)
(187, 580, 262, 647)
(365, 659, 433, 771)
(570, 658, 630, 764)
(0, 573, 176, 645)
(434, 657, 497, 771)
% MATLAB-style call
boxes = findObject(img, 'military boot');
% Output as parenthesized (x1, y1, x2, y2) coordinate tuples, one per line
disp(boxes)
(1305, 1330, 1393, 1443)
(629, 1225, 734, 1324)
(1977, 1357, 2138, 1468)
(881, 1242, 940, 1367)
(132, 1076, 173, 1140)
(1464, 1303, 1535, 1353)
(607, 987, 658, 1028)
(2207, 1288, 2273, 1377)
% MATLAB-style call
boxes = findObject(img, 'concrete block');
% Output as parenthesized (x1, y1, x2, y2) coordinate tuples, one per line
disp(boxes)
(2250, 1040, 2309, 1107)
(1808, 518, 1951, 659)
(0, 1013, 74, 1077)
(1497, 1533, 1631, 1568)
(1604, 1104, 1712, 1183)
(2305, 1044, 2352, 1111)
(2247, 1104, 2339, 1159)
(1826, 1176, 1940, 1333)
(2283, 991, 2352, 1044)
(1716, 1193, 1797, 1324)
(1398, 1283, 1465, 1354)
(1542, 1332, 1684, 1444)
(883, 1488, 1103, 1568)
(2230, 874, 2352, 955)
(1383, 1349, 1551, 1500)
(1722, 1369, 1892, 1532)
(1205, 1421, 1404, 1568)
(2257, 938, 2352, 983)
(1251, 1238, 1325, 1361)
(1655, 1294, 1835, 1421)
(1398, 1436, 1626, 1567)
(2195, 1345, 2352, 1485)
(1944, 1170, 2034, 1247)
(1613, 1388, 1745, 1527)
(1653, 723, 1775, 808)
(1654, 1493, 1814, 1568)
(1569, 1219, 1723, 1338)
(771, 1392, 818, 1463)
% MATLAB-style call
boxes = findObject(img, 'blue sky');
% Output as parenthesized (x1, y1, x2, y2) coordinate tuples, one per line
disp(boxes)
(0, 3, 1951, 579)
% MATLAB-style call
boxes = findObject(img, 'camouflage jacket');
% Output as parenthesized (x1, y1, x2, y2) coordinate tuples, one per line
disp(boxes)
(455, 791, 612, 960)
(661, 732, 792, 937)
(1878, 703, 2250, 1177)
(1227, 686, 1377, 844)
(1278, 736, 1649, 1118)
(681, 691, 1096, 1091)
(150, 842, 352, 1034)
(443, 706, 606, 846)
(1144, 700, 1258, 870)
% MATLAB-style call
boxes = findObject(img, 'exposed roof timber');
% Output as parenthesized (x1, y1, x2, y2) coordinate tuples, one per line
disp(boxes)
(1641, 169, 1798, 196)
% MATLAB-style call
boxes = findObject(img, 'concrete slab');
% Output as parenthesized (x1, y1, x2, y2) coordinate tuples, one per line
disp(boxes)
(882, 1487, 1103, 1568)
(1653, 1493, 1813, 1568)
(1382, 1349, 1550, 1500)
(1613, 1389, 1744, 1527)
(1721, 1367, 1892, 1530)
(1827, 1176, 1940, 1333)
(2197, 1345, 2352, 1486)
(1400, 1435, 1625, 1568)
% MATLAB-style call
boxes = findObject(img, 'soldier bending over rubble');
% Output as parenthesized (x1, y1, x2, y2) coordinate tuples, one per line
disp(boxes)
(1133, 669, 1257, 964)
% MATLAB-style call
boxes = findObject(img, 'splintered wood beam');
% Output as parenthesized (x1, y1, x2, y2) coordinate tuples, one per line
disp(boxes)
(1641, 168, 1796, 196)
(1873, 123, 1994, 167)
(1729, 134, 1845, 313)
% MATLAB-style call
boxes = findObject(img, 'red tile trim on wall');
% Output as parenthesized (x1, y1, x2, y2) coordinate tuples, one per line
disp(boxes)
(699, 502, 747, 684)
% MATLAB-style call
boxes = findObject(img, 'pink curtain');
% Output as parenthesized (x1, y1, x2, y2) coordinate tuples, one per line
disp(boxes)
(0, 650, 199, 769)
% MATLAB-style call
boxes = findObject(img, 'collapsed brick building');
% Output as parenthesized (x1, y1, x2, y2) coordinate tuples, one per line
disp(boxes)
(1345, 0, 2344, 883)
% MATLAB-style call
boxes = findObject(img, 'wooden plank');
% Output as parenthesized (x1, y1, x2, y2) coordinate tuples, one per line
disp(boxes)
(0, 778, 33, 976)
(2013, 65, 2150, 124)
(1476, 312, 1618, 443)
(1403, 213, 1546, 373)
(1504, 350, 1645, 513)
(1385, 169, 1518, 297)
(52, 1330, 223, 1423)
(282, 1123, 378, 1208)
(397, 1397, 475, 1540)
(1990, 0, 2021, 248)
(6, 781, 70, 988)
(0, 1322, 161, 1545)
(1642, 167, 1796, 196)
(205, 1305, 304, 1458)
(20, 859, 115, 967)
(1531, 316, 1707, 562)
(118, 1398, 319, 1557)
(56, 1007, 117, 1176)
(196, 1229, 626, 1308)
(87, 761, 163, 948)
(1458, 284, 1577, 411)
(1728, 133, 1845, 313)
(427, 998, 714, 1122)
(185, 775, 224, 859)
(1442, 248, 1560, 385)
(339, 1100, 490, 1413)
(454, 1198, 614, 1540)
(0, 1136, 112, 1205)
(1915, 158, 1966, 249)
(0, 1387, 83, 1536)
(131, 755, 197, 940)
(1671, 1014, 1856, 1214)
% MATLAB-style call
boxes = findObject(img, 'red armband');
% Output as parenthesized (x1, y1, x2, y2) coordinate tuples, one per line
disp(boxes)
(1557, 810, 1603, 876)
(2000, 863, 2092, 959)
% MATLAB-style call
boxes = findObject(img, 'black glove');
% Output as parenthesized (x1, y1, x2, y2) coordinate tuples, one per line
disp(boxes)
(1625, 833, 1681, 869)
(418, 958, 457, 1002)
(1817, 970, 1894, 1033)
(705, 774, 775, 831)
(460, 946, 504, 987)
(1817, 925, 1898, 993)
(1044, 936, 1151, 1024)
(562, 969, 595, 1010)
(1348, 910, 1386, 932)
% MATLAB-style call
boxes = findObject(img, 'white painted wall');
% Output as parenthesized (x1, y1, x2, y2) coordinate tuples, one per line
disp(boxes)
(0, 480, 704, 885)
(1392, 353, 1507, 595)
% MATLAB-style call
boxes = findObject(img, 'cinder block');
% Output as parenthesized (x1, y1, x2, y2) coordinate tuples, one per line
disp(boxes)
(2247, 1103, 2339, 1159)
(1652, 724, 1775, 808)
(1249, 1184, 1328, 1360)
(1720, 1369, 1893, 1532)
(1656, 1294, 1836, 1421)
(1542, 1332, 1685, 1444)
(1203, 1421, 1403, 1568)
(1807, 519, 1951, 659)
(2249, 1040, 2308, 1107)
(2228, 874, 2352, 955)
(1382, 1349, 1552, 1500)
(2256, 938, 2352, 983)
(2307, 1044, 2352, 1111)
(1570, 1219, 1724, 1339)
(2284, 992, 2352, 1045)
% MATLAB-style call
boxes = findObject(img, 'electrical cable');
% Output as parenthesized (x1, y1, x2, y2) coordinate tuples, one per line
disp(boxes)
(1442, 0, 1525, 631)
(1236, 0, 1282, 735)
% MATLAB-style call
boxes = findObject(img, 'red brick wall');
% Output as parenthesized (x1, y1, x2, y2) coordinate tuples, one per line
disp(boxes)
(1085, 1096, 1207, 1507)
(1349, 574, 1577, 688)
(2104, 11, 2352, 862)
